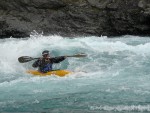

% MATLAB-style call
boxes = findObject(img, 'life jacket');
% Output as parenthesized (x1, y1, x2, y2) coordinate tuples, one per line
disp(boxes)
(39, 60, 53, 73)
(40, 63, 52, 73)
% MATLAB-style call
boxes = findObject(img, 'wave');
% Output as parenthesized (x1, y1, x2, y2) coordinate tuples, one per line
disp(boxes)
(0, 35, 150, 112)
(90, 105, 150, 112)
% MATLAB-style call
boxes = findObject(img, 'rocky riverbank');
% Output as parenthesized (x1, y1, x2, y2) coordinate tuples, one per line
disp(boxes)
(0, 0, 150, 38)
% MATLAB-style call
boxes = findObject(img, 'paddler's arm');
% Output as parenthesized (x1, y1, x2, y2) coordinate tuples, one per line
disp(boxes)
(50, 56, 66, 63)
(32, 59, 40, 68)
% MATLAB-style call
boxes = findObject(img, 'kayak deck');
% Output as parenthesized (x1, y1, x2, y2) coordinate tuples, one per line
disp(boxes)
(26, 70, 71, 77)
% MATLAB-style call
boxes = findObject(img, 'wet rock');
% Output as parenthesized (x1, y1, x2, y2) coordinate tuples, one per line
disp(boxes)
(0, 0, 150, 38)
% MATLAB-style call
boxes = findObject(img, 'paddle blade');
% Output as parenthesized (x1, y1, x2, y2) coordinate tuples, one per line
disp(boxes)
(18, 56, 34, 63)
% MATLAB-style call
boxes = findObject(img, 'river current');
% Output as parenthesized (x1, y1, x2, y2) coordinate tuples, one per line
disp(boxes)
(0, 35, 150, 113)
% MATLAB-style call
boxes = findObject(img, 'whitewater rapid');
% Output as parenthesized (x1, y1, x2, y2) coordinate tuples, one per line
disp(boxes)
(0, 35, 150, 112)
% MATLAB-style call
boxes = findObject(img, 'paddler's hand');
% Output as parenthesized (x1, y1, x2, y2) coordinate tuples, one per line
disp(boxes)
(39, 57, 43, 61)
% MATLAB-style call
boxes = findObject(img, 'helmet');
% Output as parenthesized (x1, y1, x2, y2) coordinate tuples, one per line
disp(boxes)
(42, 50, 49, 55)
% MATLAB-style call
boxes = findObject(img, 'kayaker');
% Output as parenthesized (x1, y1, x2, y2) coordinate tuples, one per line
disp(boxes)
(32, 50, 66, 73)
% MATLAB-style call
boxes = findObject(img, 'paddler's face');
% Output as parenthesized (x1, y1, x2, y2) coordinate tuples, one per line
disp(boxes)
(43, 54, 50, 60)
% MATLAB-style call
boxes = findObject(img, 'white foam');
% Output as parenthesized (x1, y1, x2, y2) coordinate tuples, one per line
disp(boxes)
(90, 105, 150, 112)
(0, 35, 150, 86)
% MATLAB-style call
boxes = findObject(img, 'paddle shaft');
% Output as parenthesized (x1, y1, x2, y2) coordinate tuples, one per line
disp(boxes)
(18, 54, 87, 63)
(32, 55, 85, 59)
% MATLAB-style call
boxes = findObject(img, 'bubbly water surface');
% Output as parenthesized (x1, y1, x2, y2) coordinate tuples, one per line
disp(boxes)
(0, 35, 150, 113)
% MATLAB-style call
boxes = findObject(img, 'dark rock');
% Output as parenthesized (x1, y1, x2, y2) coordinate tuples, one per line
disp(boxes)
(0, 0, 150, 38)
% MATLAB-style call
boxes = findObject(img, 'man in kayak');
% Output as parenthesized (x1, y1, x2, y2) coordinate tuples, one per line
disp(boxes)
(32, 50, 66, 73)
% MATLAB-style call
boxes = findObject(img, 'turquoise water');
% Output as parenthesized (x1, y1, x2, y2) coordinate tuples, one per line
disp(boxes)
(0, 35, 150, 113)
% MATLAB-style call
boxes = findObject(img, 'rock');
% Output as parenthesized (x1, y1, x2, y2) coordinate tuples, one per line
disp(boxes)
(87, 0, 111, 9)
(138, 0, 146, 8)
(0, 0, 150, 38)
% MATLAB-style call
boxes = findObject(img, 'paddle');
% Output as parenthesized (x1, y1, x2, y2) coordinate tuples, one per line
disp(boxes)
(18, 53, 87, 63)
(18, 56, 39, 63)
(65, 54, 87, 57)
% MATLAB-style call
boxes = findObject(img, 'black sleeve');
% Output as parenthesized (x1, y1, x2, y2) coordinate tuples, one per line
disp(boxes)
(50, 56, 66, 63)
(32, 60, 40, 68)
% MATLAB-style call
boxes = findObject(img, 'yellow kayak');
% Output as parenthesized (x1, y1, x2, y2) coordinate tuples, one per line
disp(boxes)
(26, 70, 72, 77)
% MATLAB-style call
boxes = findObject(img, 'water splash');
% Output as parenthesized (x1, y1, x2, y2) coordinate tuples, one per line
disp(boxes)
(0, 35, 150, 112)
